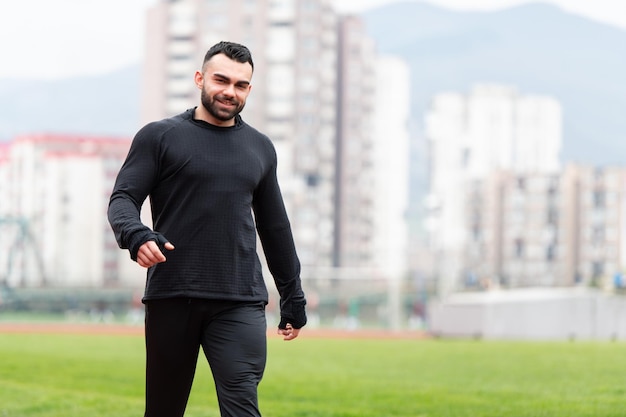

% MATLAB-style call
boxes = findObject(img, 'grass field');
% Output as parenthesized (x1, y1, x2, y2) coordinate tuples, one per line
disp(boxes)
(1, 328, 625, 417)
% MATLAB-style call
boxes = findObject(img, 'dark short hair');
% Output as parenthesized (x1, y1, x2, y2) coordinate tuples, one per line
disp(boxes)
(203, 41, 254, 71)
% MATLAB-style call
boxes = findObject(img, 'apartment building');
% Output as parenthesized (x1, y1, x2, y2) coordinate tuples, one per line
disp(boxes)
(464, 171, 563, 288)
(371, 55, 410, 280)
(464, 164, 626, 290)
(0, 135, 140, 287)
(141, 0, 410, 280)
(425, 84, 562, 295)
(563, 164, 626, 287)
(142, 0, 339, 269)
(334, 15, 376, 268)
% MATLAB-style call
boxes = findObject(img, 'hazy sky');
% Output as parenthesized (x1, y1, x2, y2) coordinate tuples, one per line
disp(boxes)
(1, 0, 624, 80)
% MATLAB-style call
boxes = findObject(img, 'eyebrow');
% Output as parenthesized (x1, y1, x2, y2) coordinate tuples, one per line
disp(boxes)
(213, 72, 250, 87)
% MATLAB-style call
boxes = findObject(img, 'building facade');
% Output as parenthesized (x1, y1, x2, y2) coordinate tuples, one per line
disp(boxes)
(142, 0, 339, 269)
(564, 165, 626, 288)
(370, 55, 410, 280)
(463, 164, 626, 290)
(141, 0, 410, 281)
(334, 15, 376, 268)
(0, 135, 140, 288)
(425, 84, 563, 295)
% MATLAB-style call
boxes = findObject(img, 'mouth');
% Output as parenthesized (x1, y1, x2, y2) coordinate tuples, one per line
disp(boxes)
(216, 97, 237, 107)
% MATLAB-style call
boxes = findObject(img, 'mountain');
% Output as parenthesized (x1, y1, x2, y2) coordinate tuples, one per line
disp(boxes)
(0, 2, 624, 166)
(0, 65, 140, 140)
(362, 1, 626, 165)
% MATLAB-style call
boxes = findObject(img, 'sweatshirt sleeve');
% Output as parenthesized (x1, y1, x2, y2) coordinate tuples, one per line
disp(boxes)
(253, 155, 307, 329)
(107, 124, 161, 261)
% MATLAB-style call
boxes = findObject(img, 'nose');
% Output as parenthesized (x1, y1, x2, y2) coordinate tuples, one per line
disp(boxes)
(223, 83, 236, 97)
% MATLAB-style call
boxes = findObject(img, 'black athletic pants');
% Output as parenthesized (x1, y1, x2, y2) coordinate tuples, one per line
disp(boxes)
(143, 298, 267, 417)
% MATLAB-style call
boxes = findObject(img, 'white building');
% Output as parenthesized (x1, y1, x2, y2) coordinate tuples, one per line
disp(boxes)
(0, 135, 140, 288)
(425, 85, 562, 296)
(143, 0, 339, 269)
(371, 55, 410, 280)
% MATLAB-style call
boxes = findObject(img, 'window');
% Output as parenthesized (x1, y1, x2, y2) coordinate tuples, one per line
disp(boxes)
(592, 226, 605, 245)
(546, 207, 558, 225)
(592, 261, 604, 278)
(593, 189, 606, 208)
(514, 238, 525, 258)
(461, 148, 470, 168)
(306, 174, 320, 187)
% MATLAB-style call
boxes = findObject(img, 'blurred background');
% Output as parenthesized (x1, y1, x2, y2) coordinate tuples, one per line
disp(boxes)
(1, 0, 625, 339)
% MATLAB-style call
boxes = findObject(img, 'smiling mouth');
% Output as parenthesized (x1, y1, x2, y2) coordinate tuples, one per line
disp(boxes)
(217, 97, 236, 107)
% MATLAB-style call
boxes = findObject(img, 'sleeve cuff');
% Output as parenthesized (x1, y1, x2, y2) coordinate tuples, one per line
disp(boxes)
(278, 301, 307, 329)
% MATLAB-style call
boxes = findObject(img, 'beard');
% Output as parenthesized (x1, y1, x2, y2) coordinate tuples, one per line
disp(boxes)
(200, 87, 246, 122)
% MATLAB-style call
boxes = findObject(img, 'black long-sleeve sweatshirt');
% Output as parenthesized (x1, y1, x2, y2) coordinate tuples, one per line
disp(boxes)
(108, 108, 306, 328)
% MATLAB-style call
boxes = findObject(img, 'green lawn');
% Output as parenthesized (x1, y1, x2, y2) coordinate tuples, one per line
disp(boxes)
(0, 331, 624, 416)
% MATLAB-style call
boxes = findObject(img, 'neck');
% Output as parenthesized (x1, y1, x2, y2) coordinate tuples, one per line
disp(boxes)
(193, 106, 235, 127)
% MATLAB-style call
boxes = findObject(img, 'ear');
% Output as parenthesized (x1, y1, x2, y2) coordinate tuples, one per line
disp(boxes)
(194, 71, 204, 89)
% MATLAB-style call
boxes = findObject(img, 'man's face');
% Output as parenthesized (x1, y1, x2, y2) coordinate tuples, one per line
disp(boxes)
(197, 53, 253, 126)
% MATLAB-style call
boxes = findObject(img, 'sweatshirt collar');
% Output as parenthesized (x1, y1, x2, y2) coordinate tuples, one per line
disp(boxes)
(187, 107, 244, 130)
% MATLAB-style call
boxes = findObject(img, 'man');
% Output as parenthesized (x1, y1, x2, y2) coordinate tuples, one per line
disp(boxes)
(108, 41, 307, 417)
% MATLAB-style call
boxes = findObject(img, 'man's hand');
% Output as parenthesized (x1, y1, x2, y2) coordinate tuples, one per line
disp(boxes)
(136, 240, 175, 268)
(277, 323, 300, 341)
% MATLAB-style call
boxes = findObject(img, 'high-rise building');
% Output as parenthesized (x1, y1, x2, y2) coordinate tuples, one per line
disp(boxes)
(141, 1, 410, 282)
(370, 55, 410, 280)
(142, 0, 339, 269)
(425, 84, 562, 295)
(334, 15, 376, 268)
